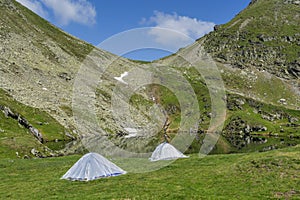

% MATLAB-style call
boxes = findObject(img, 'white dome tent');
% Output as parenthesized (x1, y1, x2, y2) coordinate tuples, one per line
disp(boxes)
(149, 142, 189, 162)
(61, 152, 126, 181)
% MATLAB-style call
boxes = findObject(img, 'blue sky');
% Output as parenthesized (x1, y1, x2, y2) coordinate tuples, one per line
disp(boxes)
(16, 0, 251, 60)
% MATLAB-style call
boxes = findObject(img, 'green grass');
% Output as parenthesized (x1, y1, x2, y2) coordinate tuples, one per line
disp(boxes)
(218, 62, 299, 110)
(0, 89, 71, 158)
(126, 64, 300, 154)
(0, 89, 69, 141)
(0, 112, 41, 158)
(129, 59, 152, 64)
(0, 145, 299, 199)
(226, 93, 300, 135)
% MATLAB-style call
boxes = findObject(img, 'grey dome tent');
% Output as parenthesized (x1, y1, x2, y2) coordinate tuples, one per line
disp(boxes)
(149, 142, 189, 162)
(61, 152, 126, 181)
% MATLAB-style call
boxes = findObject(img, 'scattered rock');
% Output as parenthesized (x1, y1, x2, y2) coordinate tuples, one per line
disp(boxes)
(284, 0, 300, 5)
(257, 34, 274, 42)
(58, 72, 72, 81)
(3, 106, 17, 119)
(252, 125, 267, 132)
(288, 116, 298, 123)
(278, 98, 287, 105)
(29, 127, 43, 143)
(214, 25, 221, 31)
(287, 60, 300, 78)
(262, 145, 277, 151)
(18, 116, 30, 128)
(30, 148, 43, 158)
(280, 128, 285, 133)
(1, 105, 44, 143)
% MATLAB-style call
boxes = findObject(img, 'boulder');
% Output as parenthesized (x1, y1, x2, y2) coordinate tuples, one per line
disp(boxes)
(18, 116, 30, 128)
(29, 127, 44, 143)
(288, 116, 298, 123)
(3, 106, 17, 119)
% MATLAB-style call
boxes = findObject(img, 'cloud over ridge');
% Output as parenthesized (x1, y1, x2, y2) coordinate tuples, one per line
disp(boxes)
(143, 11, 215, 47)
(16, 0, 96, 26)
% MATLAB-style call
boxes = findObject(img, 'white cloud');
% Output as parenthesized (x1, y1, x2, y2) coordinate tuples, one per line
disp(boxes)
(41, 0, 96, 26)
(144, 11, 215, 47)
(16, 0, 48, 18)
(17, 0, 97, 26)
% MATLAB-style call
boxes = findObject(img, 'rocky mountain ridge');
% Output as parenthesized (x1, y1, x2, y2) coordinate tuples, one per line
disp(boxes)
(200, 0, 300, 80)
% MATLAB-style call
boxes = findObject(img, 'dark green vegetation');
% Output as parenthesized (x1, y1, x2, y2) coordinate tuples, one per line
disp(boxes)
(0, 145, 299, 199)
(0, 89, 71, 158)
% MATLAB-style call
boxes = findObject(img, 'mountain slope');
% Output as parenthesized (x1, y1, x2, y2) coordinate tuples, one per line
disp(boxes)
(0, 0, 117, 157)
(157, 0, 300, 153)
(0, 0, 161, 157)
(159, 0, 299, 110)
(0, 0, 102, 157)
(0, 0, 299, 158)
(201, 0, 300, 80)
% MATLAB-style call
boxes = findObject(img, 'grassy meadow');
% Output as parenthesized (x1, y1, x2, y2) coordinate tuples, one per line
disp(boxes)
(0, 145, 299, 199)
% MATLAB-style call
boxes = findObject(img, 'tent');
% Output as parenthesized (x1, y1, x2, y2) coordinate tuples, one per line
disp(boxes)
(149, 142, 189, 162)
(61, 152, 126, 181)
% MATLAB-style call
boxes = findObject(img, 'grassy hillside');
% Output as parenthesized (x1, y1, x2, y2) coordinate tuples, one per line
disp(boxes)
(0, 145, 299, 199)
(0, 88, 71, 158)
(155, 0, 300, 154)
(142, 65, 300, 154)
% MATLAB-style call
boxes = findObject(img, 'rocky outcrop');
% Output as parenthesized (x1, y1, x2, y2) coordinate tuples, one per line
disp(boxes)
(200, 0, 300, 80)
(287, 60, 300, 78)
(0, 105, 43, 143)
(222, 117, 268, 149)
(202, 31, 300, 79)
(284, 0, 300, 5)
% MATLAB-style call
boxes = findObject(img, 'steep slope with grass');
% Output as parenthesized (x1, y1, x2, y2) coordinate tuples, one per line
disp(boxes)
(0, 88, 71, 158)
(0, 0, 108, 157)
